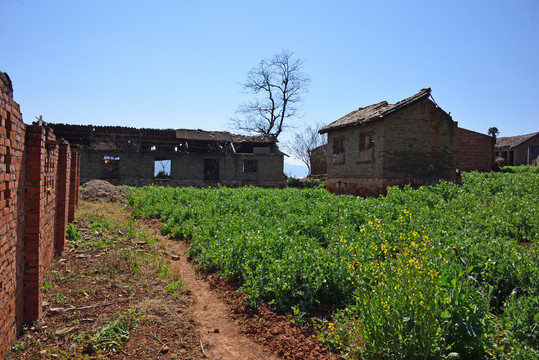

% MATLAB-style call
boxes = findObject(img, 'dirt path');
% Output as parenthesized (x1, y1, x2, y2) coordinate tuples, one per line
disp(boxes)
(144, 220, 279, 360)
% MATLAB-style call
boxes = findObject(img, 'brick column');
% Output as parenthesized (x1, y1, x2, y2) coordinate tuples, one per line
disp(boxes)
(23, 125, 46, 323)
(55, 141, 71, 253)
(68, 151, 80, 222)
(75, 152, 80, 206)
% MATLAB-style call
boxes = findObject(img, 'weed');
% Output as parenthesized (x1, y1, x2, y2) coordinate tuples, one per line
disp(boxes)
(163, 279, 184, 295)
(66, 222, 83, 242)
(89, 308, 142, 352)
(10, 342, 24, 352)
(43, 280, 54, 293)
(156, 258, 172, 279)
(49, 292, 67, 304)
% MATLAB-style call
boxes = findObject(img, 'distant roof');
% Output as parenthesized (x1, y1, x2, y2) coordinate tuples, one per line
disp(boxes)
(496, 132, 539, 149)
(175, 129, 275, 143)
(319, 88, 435, 134)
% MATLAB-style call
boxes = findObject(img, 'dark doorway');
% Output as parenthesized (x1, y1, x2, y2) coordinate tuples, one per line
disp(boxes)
(204, 158, 219, 180)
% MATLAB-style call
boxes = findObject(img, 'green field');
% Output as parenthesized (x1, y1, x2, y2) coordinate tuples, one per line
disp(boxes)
(129, 167, 538, 359)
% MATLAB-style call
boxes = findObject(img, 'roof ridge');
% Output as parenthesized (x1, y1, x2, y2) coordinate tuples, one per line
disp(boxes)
(319, 88, 434, 134)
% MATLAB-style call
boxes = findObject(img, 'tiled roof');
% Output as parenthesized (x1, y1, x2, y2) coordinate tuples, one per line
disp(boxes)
(319, 88, 432, 134)
(496, 132, 539, 149)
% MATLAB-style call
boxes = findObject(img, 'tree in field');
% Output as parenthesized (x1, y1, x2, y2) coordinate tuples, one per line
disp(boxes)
(231, 50, 310, 140)
(288, 122, 327, 174)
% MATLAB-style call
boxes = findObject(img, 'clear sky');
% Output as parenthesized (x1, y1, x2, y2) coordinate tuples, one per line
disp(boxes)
(3, 0, 539, 175)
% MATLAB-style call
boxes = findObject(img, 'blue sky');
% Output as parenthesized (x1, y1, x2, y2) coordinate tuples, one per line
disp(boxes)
(3, 1, 539, 176)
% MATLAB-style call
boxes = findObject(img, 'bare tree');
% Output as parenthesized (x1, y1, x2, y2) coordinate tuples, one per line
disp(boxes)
(231, 50, 310, 140)
(288, 122, 327, 174)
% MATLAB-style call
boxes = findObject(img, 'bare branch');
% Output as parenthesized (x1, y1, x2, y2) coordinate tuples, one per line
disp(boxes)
(286, 122, 327, 173)
(231, 50, 310, 139)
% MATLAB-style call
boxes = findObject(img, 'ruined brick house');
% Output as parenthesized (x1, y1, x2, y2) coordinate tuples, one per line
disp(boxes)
(47, 124, 285, 187)
(319, 88, 458, 196)
(495, 132, 539, 166)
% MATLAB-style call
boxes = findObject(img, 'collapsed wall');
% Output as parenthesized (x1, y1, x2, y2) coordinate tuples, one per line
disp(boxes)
(0, 72, 80, 356)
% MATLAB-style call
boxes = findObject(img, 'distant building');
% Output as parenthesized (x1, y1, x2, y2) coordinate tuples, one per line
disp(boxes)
(319, 88, 458, 196)
(495, 132, 539, 166)
(309, 144, 327, 176)
(456, 128, 495, 172)
(47, 123, 285, 187)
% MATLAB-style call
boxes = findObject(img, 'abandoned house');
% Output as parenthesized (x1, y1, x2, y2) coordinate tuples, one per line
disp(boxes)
(495, 132, 539, 166)
(319, 88, 458, 196)
(46, 123, 285, 187)
(310, 126, 495, 177)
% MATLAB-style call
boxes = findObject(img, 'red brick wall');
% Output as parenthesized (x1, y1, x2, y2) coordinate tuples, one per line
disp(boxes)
(0, 73, 80, 356)
(0, 76, 26, 358)
(457, 128, 494, 172)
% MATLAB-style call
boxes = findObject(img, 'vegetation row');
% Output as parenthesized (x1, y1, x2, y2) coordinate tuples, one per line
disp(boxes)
(129, 167, 538, 359)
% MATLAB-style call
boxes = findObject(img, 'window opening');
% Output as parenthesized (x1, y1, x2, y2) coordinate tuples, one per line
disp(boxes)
(332, 137, 345, 164)
(103, 155, 120, 176)
(204, 158, 219, 180)
(359, 134, 373, 151)
(333, 137, 345, 154)
(243, 160, 258, 173)
(154, 158, 171, 179)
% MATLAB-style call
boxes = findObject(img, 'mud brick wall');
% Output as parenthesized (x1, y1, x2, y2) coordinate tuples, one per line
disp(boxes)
(0, 72, 80, 356)
(457, 128, 494, 172)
